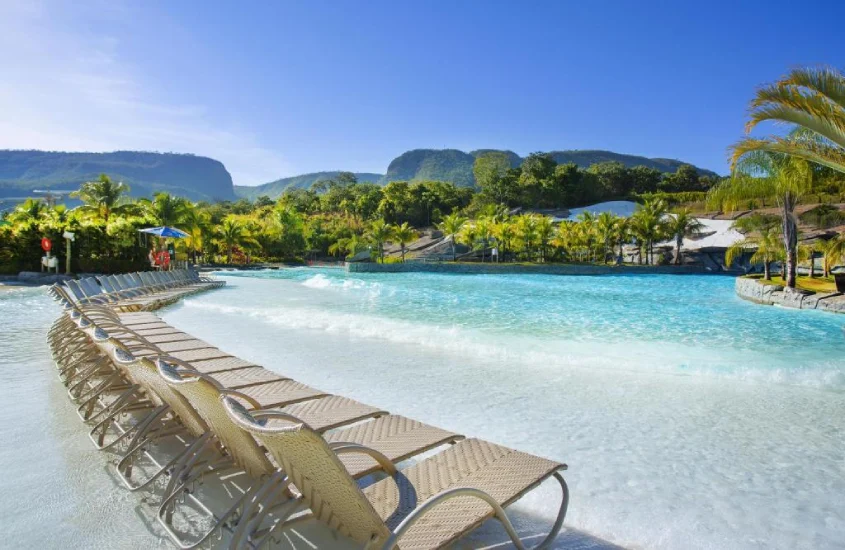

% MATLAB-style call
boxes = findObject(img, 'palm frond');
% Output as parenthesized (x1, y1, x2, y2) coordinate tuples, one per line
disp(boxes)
(729, 136, 845, 174)
(781, 66, 845, 110)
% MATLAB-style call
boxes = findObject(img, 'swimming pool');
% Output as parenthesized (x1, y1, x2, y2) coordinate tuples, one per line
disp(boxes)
(155, 269, 845, 549)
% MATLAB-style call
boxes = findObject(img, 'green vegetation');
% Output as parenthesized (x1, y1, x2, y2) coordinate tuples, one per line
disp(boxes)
(712, 66, 845, 288)
(234, 171, 383, 200)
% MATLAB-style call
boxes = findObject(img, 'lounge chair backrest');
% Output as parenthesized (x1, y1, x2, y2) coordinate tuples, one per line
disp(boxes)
(223, 398, 390, 545)
(103, 341, 209, 438)
(97, 276, 117, 294)
(54, 284, 79, 304)
(65, 280, 89, 302)
(130, 273, 146, 288)
(157, 360, 275, 478)
(79, 278, 103, 297)
(121, 274, 139, 289)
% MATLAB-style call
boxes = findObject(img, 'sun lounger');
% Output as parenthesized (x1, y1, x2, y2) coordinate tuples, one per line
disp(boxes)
(224, 399, 568, 550)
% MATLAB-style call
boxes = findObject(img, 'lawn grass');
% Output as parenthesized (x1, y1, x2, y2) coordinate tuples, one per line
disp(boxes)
(747, 274, 837, 293)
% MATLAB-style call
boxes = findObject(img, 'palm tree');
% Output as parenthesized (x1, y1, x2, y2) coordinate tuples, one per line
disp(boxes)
(710, 153, 813, 288)
(575, 212, 596, 262)
(9, 198, 46, 224)
(730, 67, 845, 175)
(725, 225, 783, 280)
(666, 209, 705, 265)
(613, 217, 630, 263)
(438, 212, 467, 261)
(141, 192, 188, 227)
(630, 199, 667, 265)
(71, 174, 134, 223)
(490, 218, 515, 263)
(366, 219, 392, 263)
(391, 222, 416, 262)
(218, 217, 249, 263)
(819, 235, 845, 278)
(595, 212, 617, 264)
(181, 204, 211, 264)
(329, 234, 367, 259)
(514, 215, 539, 261)
(535, 216, 555, 262)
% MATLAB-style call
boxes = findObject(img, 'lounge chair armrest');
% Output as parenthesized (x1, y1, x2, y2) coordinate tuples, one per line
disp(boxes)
(218, 389, 263, 410)
(329, 442, 398, 475)
(250, 410, 314, 429)
(382, 468, 569, 550)
(381, 487, 520, 550)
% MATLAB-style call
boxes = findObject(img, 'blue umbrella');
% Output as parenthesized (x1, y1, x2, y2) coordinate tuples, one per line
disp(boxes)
(138, 226, 189, 238)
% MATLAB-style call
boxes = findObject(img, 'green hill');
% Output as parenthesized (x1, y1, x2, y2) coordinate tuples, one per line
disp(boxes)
(0, 150, 235, 202)
(379, 148, 717, 188)
(234, 171, 383, 200)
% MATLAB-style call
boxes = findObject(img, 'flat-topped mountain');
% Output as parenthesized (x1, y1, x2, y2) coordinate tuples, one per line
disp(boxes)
(0, 150, 236, 202)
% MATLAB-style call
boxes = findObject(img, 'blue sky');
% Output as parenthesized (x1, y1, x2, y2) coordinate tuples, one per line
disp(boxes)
(1, 1, 843, 185)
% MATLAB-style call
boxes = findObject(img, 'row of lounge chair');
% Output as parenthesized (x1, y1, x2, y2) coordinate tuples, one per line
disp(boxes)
(46, 276, 569, 549)
(61, 268, 225, 312)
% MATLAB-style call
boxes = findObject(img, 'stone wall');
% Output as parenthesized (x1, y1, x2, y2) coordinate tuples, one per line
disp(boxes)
(347, 262, 712, 276)
(735, 277, 845, 314)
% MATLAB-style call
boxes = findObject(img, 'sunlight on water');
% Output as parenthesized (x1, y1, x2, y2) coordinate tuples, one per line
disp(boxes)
(155, 269, 845, 550)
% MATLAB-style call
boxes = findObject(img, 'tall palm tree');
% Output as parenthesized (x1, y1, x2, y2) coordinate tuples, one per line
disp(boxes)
(666, 209, 705, 265)
(71, 174, 134, 223)
(730, 67, 845, 174)
(438, 212, 467, 261)
(709, 153, 813, 287)
(366, 219, 392, 263)
(391, 222, 416, 262)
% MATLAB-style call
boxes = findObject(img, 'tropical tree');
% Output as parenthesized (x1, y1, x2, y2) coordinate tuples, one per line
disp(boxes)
(366, 219, 392, 263)
(710, 153, 813, 287)
(329, 233, 367, 259)
(8, 198, 47, 224)
(391, 222, 416, 262)
(595, 212, 617, 264)
(218, 217, 250, 263)
(725, 225, 783, 280)
(535, 216, 555, 262)
(490, 218, 515, 262)
(819, 235, 845, 278)
(666, 209, 705, 265)
(629, 199, 667, 265)
(141, 192, 188, 227)
(181, 204, 211, 263)
(71, 174, 134, 223)
(438, 212, 467, 260)
(730, 66, 845, 175)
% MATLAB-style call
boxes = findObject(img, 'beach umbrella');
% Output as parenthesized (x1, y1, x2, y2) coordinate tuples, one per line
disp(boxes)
(138, 226, 189, 238)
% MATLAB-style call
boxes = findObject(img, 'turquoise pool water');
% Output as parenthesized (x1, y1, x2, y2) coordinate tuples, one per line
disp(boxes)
(215, 269, 845, 388)
(156, 269, 845, 550)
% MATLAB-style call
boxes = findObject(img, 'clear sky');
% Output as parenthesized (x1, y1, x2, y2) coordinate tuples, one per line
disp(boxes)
(1, 1, 842, 186)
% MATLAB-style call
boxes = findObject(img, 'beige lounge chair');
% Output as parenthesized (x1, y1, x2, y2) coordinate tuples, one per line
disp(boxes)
(224, 397, 569, 550)
(156, 358, 463, 549)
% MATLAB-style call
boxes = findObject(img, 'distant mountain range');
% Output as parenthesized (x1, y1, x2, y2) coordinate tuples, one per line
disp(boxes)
(234, 171, 383, 201)
(237, 149, 718, 199)
(0, 150, 235, 202)
(0, 148, 717, 205)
